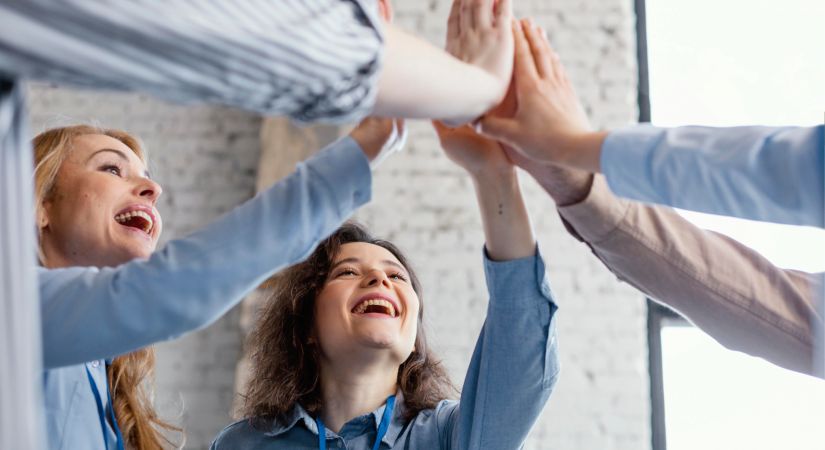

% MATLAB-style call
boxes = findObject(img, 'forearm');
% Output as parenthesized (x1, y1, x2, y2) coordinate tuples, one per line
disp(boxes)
(559, 176, 823, 377)
(470, 168, 536, 261)
(373, 24, 500, 124)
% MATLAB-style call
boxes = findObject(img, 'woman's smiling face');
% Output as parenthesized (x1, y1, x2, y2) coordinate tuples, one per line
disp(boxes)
(314, 242, 420, 364)
(39, 133, 163, 268)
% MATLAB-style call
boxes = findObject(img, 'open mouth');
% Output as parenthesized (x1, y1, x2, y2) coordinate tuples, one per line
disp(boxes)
(114, 210, 154, 235)
(351, 298, 399, 318)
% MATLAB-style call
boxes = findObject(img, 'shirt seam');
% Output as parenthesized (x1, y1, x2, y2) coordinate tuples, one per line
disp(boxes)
(607, 223, 813, 347)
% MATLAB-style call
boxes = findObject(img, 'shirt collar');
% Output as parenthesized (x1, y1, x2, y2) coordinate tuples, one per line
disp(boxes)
(262, 391, 407, 446)
(375, 391, 406, 447)
(261, 403, 312, 438)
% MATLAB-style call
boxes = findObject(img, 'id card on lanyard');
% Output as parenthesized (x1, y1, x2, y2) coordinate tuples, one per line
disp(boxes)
(85, 363, 125, 450)
(315, 395, 396, 450)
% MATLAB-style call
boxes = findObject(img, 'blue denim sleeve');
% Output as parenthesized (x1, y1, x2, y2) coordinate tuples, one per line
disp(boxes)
(38, 137, 371, 368)
(442, 246, 560, 450)
(601, 124, 824, 227)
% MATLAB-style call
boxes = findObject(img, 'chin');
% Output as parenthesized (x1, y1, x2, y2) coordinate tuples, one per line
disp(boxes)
(356, 331, 398, 349)
(110, 244, 154, 265)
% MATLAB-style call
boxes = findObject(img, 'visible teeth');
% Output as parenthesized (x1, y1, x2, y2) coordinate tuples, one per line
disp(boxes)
(114, 210, 154, 233)
(353, 298, 397, 317)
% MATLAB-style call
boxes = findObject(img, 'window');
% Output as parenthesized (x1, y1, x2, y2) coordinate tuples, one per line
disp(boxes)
(638, 0, 825, 448)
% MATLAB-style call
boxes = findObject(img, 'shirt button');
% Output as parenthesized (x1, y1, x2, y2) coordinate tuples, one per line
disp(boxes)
(90, 360, 100, 368)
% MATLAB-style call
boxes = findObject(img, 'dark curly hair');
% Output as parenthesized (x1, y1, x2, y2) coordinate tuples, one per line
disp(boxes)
(241, 222, 456, 425)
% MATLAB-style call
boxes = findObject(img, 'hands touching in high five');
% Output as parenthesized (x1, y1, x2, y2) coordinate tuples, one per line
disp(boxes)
(444, 0, 515, 120)
(435, 18, 599, 208)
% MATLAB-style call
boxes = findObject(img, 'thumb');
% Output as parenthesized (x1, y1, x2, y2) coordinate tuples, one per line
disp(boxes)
(478, 115, 520, 146)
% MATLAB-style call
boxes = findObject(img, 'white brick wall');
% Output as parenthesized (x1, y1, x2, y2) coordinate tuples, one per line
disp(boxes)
(353, 2, 650, 449)
(27, 83, 262, 449)
(27, 0, 649, 447)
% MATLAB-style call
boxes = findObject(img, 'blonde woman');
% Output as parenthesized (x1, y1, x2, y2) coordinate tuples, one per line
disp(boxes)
(34, 118, 399, 449)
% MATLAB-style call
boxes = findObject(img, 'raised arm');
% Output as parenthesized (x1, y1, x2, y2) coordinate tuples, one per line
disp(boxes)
(0, 0, 514, 125)
(599, 124, 824, 227)
(433, 115, 558, 449)
(478, 19, 824, 226)
(546, 168, 823, 378)
(37, 117, 403, 369)
(491, 21, 824, 377)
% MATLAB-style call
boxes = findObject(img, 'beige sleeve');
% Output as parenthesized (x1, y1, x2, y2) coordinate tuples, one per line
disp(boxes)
(557, 175, 823, 378)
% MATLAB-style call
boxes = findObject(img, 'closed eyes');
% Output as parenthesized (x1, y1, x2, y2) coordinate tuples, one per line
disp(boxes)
(333, 267, 408, 282)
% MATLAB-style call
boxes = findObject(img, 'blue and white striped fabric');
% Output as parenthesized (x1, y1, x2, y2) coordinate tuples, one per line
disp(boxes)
(0, 2, 383, 448)
(0, 0, 384, 123)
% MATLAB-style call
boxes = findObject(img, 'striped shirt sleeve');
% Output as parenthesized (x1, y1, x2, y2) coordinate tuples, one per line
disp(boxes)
(0, 0, 383, 123)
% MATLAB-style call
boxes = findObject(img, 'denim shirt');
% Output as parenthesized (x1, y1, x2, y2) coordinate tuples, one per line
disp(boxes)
(39, 137, 371, 450)
(211, 249, 560, 450)
(601, 124, 824, 227)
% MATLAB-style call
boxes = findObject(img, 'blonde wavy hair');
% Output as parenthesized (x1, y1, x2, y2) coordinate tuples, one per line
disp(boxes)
(33, 125, 183, 449)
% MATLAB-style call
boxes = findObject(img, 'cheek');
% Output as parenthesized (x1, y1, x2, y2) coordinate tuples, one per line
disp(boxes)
(50, 191, 103, 234)
(314, 287, 349, 337)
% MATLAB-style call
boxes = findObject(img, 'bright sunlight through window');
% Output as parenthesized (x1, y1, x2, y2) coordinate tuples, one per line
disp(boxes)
(645, 0, 825, 448)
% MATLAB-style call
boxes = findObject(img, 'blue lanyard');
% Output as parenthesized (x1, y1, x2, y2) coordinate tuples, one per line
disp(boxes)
(316, 395, 396, 450)
(84, 363, 125, 450)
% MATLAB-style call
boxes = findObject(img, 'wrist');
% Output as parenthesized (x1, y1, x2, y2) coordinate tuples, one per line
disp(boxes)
(349, 132, 379, 162)
(469, 164, 517, 185)
(535, 168, 594, 207)
(559, 131, 608, 172)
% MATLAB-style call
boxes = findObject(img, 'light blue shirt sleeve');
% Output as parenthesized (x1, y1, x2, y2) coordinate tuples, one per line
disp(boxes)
(601, 124, 825, 227)
(441, 247, 559, 450)
(38, 137, 371, 369)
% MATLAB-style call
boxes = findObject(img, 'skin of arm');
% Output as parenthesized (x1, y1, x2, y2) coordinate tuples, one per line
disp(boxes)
(488, 22, 824, 377)
(479, 19, 824, 228)
(0, 0, 509, 125)
(433, 112, 557, 450)
(477, 19, 606, 172)
(374, 0, 514, 124)
(433, 120, 535, 259)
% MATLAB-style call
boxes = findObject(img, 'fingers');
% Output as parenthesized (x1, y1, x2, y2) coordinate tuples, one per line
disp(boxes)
(447, 0, 461, 42)
(521, 19, 551, 79)
(530, 23, 566, 84)
(460, 0, 475, 34)
(512, 19, 539, 83)
(494, 0, 513, 25)
(539, 27, 568, 84)
(473, 0, 493, 29)
(478, 115, 520, 145)
(377, 0, 394, 23)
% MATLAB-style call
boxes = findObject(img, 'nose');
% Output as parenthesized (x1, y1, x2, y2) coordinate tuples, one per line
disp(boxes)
(362, 268, 391, 289)
(135, 177, 162, 204)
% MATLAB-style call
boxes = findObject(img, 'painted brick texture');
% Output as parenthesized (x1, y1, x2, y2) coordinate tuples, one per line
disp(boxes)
(26, 0, 648, 447)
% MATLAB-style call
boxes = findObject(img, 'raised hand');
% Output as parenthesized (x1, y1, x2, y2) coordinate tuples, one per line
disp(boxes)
(445, 0, 515, 110)
(432, 67, 517, 177)
(478, 19, 607, 172)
